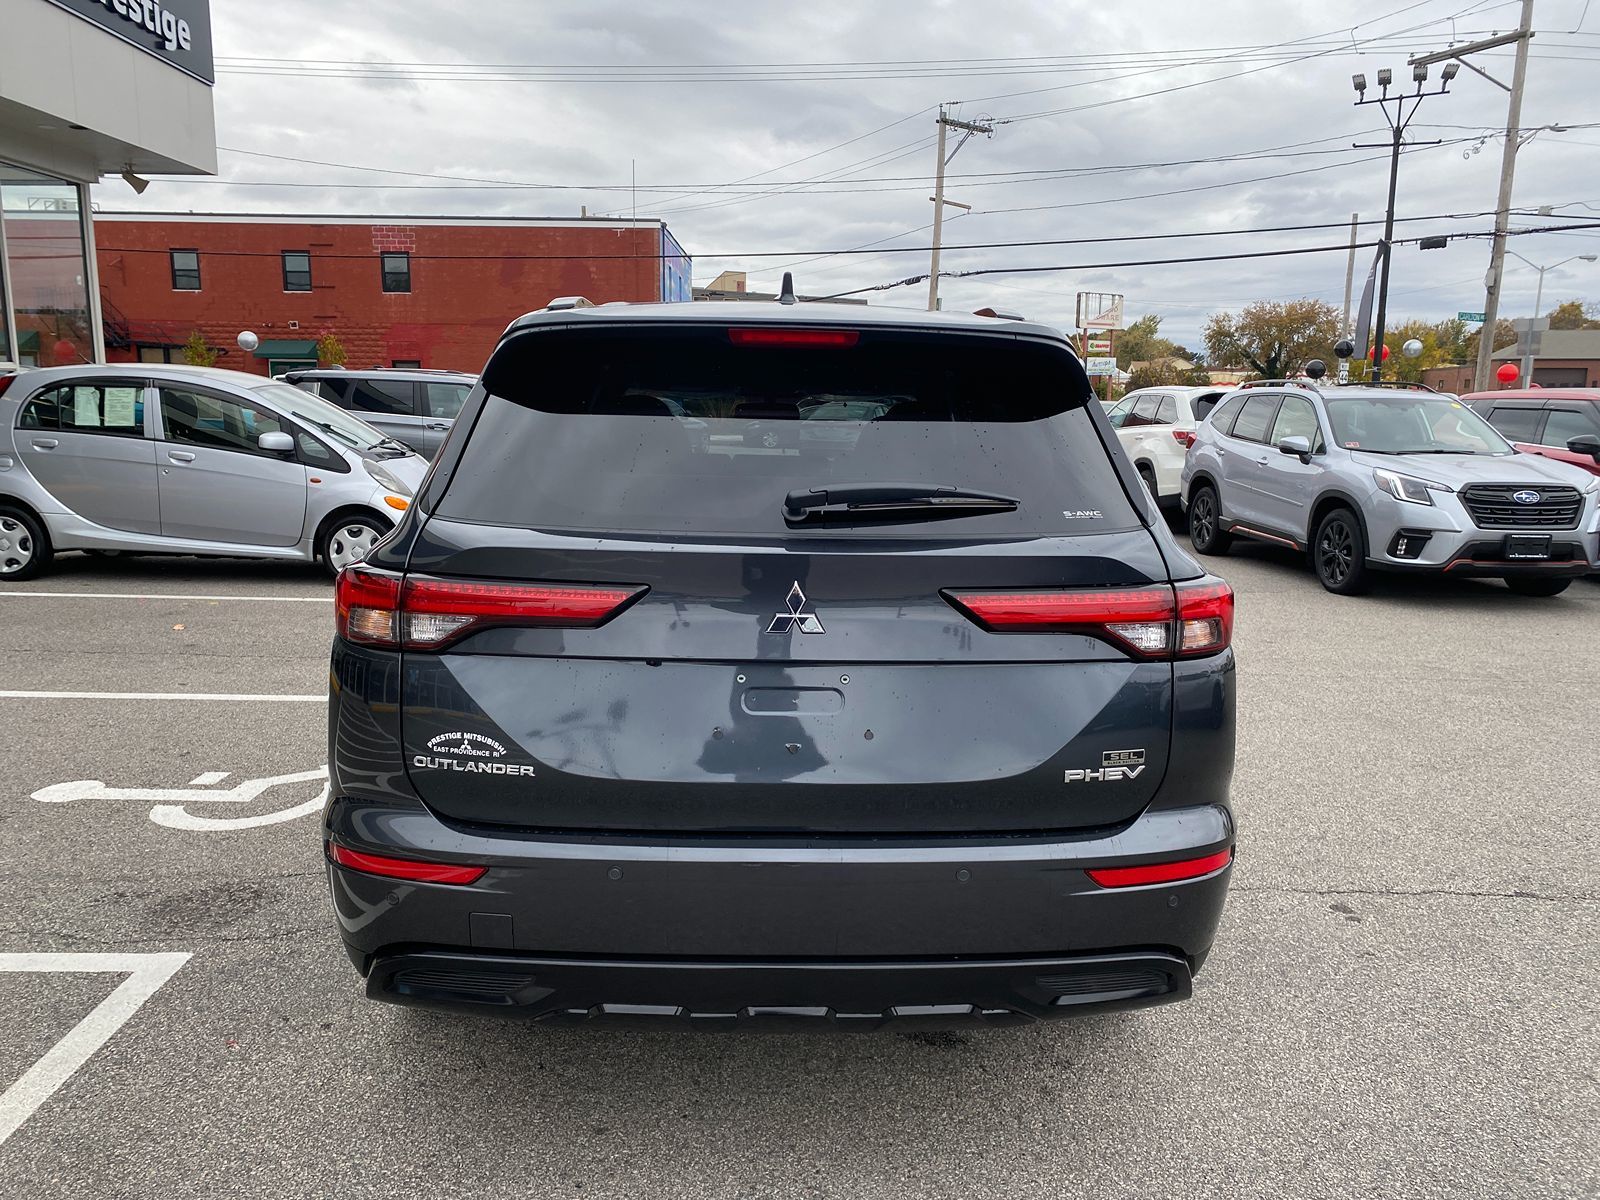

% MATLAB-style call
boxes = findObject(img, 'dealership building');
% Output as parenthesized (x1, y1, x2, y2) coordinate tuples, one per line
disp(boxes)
(94, 213, 693, 376)
(0, 0, 216, 367)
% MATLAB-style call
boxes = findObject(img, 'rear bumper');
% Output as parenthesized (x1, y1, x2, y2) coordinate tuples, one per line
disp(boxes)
(325, 797, 1234, 1024)
(365, 949, 1193, 1028)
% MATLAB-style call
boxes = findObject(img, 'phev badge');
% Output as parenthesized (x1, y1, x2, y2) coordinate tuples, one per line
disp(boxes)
(767, 582, 825, 634)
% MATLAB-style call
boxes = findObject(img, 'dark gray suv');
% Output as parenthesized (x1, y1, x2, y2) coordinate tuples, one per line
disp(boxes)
(324, 297, 1237, 1028)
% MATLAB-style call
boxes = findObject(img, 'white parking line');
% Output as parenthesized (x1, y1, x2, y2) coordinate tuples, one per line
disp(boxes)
(0, 953, 191, 1148)
(0, 691, 325, 702)
(0, 591, 331, 603)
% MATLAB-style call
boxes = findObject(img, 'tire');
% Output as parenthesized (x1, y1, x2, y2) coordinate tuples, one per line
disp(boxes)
(1312, 507, 1371, 595)
(1187, 485, 1231, 555)
(1503, 575, 1572, 597)
(317, 511, 392, 578)
(1137, 465, 1159, 500)
(0, 505, 52, 582)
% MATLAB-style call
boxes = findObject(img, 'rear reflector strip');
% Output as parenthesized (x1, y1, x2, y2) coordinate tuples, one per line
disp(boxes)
(1087, 848, 1234, 888)
(327, 843, 486, 885)
(727, 327, 860, 347)
(335, 567, 646, 650)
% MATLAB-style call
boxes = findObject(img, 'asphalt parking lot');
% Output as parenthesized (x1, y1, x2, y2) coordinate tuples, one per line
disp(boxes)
(0, 546, 1596, 1200)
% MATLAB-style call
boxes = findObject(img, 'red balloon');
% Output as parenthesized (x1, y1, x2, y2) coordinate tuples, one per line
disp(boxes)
(1496, 363, 1519, 383)
(1369, 343, 1390, 362)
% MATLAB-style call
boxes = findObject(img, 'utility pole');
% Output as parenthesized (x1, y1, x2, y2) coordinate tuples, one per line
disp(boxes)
(1352, 66, 1453, 382)
(1409, 6, 1535, 392)
(927, 107, 993, 311)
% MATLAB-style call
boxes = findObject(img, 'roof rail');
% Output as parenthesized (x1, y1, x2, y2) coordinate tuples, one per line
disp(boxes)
(972, 306, 1026, 321)
(1350, 380, 1439, 392)
(545, 296, 596, 311)
(1234, 378, 1322, 393)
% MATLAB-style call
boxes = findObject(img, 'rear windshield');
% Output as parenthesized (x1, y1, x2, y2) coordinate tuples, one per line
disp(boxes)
(441, 325, 1138, 538)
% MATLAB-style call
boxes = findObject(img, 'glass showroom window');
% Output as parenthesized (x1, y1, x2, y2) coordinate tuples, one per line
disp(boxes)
(0, 162, 95, 367)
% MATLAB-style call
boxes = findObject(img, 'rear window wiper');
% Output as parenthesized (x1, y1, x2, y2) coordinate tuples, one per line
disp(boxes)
(783, 483, 1020, 524)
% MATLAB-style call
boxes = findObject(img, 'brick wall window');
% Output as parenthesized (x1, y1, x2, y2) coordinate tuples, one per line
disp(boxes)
(170, 249, 201, 290)
(282, 251, 312, 292)
(381, 252, 411, 294)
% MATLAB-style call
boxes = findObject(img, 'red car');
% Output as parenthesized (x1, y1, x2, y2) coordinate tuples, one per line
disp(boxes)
(1463, 388, 1600, 477)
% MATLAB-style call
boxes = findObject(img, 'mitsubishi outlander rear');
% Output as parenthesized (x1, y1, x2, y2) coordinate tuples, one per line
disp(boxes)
(323, 298, 1237, 1028)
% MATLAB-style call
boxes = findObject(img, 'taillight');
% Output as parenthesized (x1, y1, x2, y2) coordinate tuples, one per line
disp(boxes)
(1172, 429, 1196, 448)
(334, 566, 645, 650)
(1175, 579, 1233, 658)
(727, 328, 860, 348)
(942, 577, 1233, 659)
(0, 376, 16, 399)
(327, 843, 486, 885)
(1087, 847, 1233, 888)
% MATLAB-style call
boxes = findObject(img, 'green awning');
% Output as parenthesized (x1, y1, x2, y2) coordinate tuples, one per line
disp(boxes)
(251, 339, 316, 358)
(17, 330, 39, 351)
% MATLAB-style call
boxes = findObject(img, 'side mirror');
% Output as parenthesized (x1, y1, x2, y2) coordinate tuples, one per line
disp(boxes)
(1567, 433, 1600, 464)
(1277, 434, 1312, 460)
(258, 431, 295, 454)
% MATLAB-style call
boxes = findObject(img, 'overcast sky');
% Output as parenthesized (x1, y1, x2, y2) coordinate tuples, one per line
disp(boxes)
(98, 0, 1600, 350)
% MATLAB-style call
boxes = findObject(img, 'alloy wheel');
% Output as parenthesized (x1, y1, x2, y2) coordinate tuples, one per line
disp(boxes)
(1318, 519, 1353, 585)
(1192, 492, 1215, 543)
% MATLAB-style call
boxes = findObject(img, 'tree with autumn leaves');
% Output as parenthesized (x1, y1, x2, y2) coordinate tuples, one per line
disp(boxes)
(1203, 299, 1341, 379)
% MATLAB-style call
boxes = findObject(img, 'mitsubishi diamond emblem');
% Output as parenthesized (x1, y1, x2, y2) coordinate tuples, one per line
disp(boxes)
(767, 582, 825, 634)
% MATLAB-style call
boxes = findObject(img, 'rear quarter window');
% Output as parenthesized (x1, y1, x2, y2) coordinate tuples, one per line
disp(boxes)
(440, 325, 1139, 539)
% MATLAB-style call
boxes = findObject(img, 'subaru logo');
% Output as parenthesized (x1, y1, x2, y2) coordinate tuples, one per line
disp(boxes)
(1511, 489, 1542, 505)
(766, 582, 825, 634)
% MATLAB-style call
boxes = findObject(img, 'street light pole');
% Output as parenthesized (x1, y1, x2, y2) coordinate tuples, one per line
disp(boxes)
(1352, 65, 1453, 382)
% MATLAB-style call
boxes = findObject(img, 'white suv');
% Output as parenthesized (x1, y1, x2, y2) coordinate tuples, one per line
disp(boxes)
(1106, 386, 1229, 505)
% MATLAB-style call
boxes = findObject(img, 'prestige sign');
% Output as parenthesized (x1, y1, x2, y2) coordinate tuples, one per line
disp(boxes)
(42, 0, 214, 84)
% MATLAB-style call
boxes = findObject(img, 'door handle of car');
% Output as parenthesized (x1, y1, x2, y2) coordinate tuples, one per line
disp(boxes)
(424, 422, 449, 431)
(31, 438, 59, 450)
(167, 450, 196, 463)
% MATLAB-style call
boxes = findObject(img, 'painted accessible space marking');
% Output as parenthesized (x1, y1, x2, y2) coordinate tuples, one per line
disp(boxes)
(0, 590, 331, 603)
(0, 691, 325, 702)
(0, 953, 191, 1148)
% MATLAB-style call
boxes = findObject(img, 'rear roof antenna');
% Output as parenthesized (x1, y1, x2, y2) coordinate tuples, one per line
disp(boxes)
(777, 271, 798, 305)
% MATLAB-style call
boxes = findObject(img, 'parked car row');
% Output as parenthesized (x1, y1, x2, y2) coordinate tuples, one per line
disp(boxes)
(1175, 378, 1600, 596)
(1105, 386, 1231, 505)
(0, 364, 429, 580)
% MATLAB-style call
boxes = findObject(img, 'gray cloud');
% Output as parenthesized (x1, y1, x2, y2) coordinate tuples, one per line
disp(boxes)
(101, 0, 1600, 349)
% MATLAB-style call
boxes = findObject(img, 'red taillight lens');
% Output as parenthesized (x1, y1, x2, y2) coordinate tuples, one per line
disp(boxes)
(1176, 579, 1233, 657)
(401, 577, 645, 647)
(942, 587, 1176, 657)
(1172, 429, 1196, 447)
(0, 376, 16, 399)
(1087, 847, 1233, 888)
(334, 565, 402, 646)
(728, 327, 860, 348)
(334, 568, 646, 650)
(327, 843, 486, 885)
(943, 577, 1233, 660)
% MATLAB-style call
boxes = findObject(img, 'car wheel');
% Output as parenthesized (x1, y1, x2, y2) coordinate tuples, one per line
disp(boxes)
(318, 513, 392, 578)
(1137, 465, 1159, 500)
(1188, 485, 1231, 555)
(0, 506, 52, 582)
(1503, 575, 1572, 597)
(1312, 508, 1370, 595)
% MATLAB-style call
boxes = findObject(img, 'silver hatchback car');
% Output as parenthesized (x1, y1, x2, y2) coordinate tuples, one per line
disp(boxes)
(1181, 380, 1600, 596)
(0, 364, 429, 580)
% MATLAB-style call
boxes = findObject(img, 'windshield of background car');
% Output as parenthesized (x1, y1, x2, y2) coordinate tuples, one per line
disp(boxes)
(251, 382, 386, 452)
(1324, 395, 1514, 455)
(446, 325, 1137, 538)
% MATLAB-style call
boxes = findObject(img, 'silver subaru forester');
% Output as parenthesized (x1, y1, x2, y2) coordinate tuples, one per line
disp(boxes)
(1180, 380, 1600, 596)
(0, 364, 430, 581)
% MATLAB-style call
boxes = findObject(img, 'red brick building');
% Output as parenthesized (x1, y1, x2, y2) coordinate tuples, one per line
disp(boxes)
(93, 213, 693, 376)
